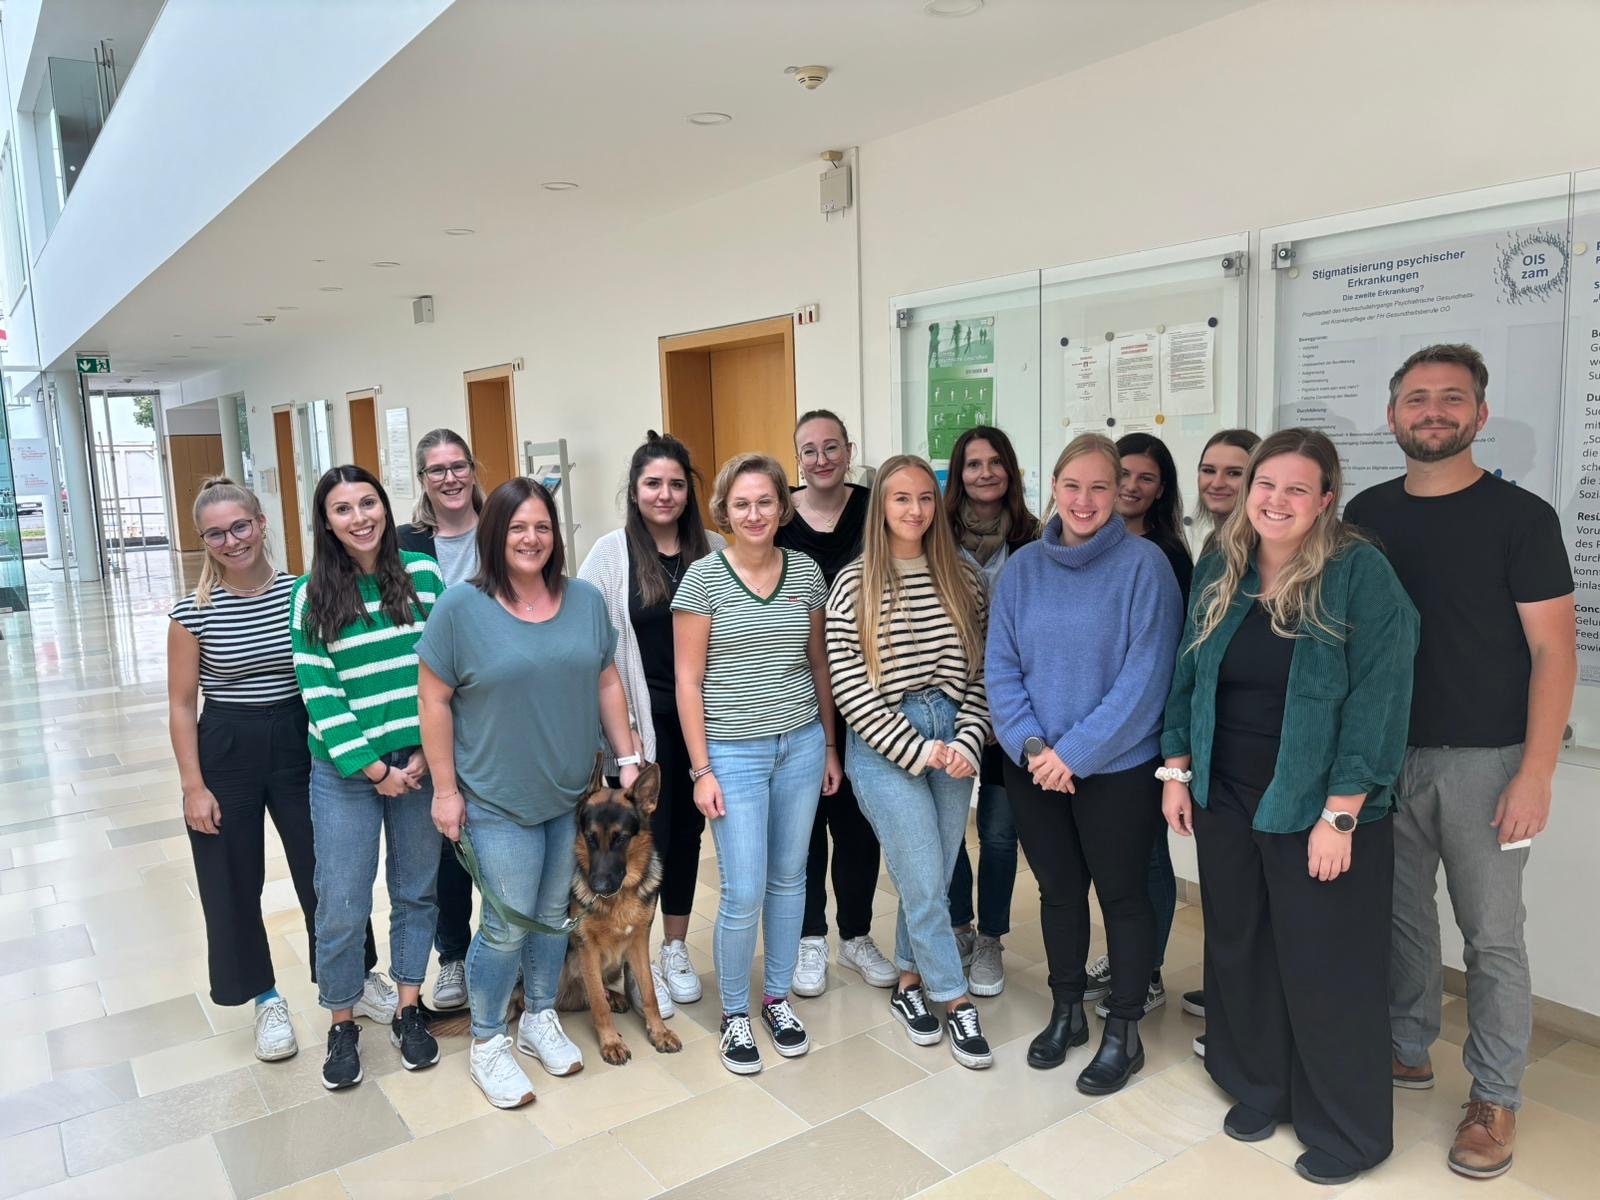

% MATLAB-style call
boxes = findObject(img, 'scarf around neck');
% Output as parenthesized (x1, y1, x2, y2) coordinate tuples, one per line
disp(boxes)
(958, 501, 1011, 565)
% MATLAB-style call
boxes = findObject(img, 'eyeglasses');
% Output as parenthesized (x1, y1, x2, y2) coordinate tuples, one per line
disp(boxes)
(728, 497, 780, 517)
(799, 441, 847, 465)
(201, 519, 258, 548)
(421, 460, 474, 482)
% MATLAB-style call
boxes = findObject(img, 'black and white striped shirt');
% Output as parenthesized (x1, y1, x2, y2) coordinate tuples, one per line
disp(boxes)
(170, 573, 299, 705)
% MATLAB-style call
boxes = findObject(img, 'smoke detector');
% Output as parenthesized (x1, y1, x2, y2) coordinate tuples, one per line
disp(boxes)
(790, 65, 829, 90)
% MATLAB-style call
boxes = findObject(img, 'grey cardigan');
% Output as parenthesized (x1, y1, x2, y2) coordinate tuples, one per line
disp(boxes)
(577, 526, 725, 771)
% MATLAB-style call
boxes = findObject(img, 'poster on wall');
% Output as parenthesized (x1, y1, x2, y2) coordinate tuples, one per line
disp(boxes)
(1160, 322, 1216, 416)
(11, 437, 52, 493)
(385, 408, 413, 501)
(1110, 331, 1159, 421)
(1064, 343, 1110, 426)
(926, 313, 995, 459)
(1562, 220, 1600, 684)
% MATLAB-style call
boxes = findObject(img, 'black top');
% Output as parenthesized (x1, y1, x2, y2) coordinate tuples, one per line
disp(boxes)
(1148, 534, 1194, 612)
(778, 484, 870, 586)
(1211, 602, 1295, 794)
(1343, 473, 1572, 748)
(628, 543, 685, 716)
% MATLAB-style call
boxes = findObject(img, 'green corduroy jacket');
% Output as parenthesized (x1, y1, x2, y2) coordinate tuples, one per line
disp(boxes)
(1160, 538, 1420, 834)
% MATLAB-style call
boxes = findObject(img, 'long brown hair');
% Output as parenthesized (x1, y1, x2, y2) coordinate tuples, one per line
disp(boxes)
(857, 456, 984, 689)
(302, 466, 420, 648)
(623, 431, 711, 607)
(191, 477, 270, 609)
(942, 425, 1038, 550)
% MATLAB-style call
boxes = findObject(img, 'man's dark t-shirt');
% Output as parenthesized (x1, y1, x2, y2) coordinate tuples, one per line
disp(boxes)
(1343, 472, 1573, 748)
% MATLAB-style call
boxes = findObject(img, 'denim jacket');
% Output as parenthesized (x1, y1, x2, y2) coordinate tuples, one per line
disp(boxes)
(1160, 539, 1419, 834)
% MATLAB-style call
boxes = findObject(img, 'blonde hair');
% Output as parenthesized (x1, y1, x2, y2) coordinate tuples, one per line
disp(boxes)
(857, 456, 984, 689)
(1190, 429, 1363, 646)
(192, 477, 268, 609)
(709, 453, 795, 532)
(410, 428, 485, 530)
(1043, 433, 1121, 520)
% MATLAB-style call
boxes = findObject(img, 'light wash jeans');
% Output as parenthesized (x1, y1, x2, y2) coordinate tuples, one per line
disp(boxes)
(706, 721, 826, 1015)
(1390, 744, 1532, 1109)
(308, 753, 439, 1010)
(464, 798, 577, 1039)
(847, 690, 973, 1003)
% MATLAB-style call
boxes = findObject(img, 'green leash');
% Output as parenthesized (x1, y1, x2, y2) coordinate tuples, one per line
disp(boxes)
(451, 825, 579, 940)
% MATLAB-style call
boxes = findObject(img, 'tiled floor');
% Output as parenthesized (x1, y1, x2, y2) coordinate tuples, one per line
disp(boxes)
(1, 553, 1594, 1199)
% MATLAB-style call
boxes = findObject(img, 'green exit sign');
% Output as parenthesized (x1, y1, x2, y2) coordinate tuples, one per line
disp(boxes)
(76, 355, 110, 373)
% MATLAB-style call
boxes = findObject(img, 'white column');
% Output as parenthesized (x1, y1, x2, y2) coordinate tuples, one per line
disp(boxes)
(217, 394, 244, 483)
(48, 371, 103, 583)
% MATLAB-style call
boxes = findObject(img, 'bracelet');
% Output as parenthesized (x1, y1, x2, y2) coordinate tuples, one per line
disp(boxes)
(434, 789, 461, 801)
(372, 762, 392, 784)
(615, 754, 642, 768)
(690, 763, 714, 781)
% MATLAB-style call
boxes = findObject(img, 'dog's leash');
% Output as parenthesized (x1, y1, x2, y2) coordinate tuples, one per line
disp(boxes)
(452, 826, 580, 939)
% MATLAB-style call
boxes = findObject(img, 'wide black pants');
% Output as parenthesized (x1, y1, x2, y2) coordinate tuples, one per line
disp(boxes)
(802, 710, 881, 941)
(188, 699, 377, 1006)
(1194, 775, 1394, 1171)
(1004, 755, 1161, 1020)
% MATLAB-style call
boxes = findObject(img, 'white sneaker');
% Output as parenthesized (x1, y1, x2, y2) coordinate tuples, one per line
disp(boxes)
(626, 961, 676, 1020)
(838, 935, 898, 988)
(659, 939, 702, 1004)
(470, 1034, 536, 1109)
(353, 970, 398, 1024)
(792, 936, 829, 997)
(253, 997, 297, 1062)
(433, 960, 467, 1009)
(517, 1007, 584, 1077)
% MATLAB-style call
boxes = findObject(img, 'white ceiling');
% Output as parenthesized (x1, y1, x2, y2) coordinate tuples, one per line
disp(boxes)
(77, 0, 1258, 394)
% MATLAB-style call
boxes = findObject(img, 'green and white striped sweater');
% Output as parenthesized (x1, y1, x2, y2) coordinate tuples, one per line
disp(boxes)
(289, 551, 443, 777)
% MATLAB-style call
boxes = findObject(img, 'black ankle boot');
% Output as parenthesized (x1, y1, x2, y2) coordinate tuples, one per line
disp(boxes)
(1076, 1015, 1145, 1094)
(1027, 998, 1088, 1069)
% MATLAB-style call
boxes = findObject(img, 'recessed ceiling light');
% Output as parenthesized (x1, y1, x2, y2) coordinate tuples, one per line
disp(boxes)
(371, 261, 401, 268)
(214, 334, 233, 339)
(686, 112, 732, 126)
(312, 257, 326, 263)
(444, 227, 475, 236)
(923, 0, 984, 15)
(189, 345, 208, 350)
(242, 321, 263, 327)
(319, 285, 344, 292)
(275, 305, 299, 311)
(541, 181, 580, 191)
(171, 333, 183, 338)
(173, 354, 189, 359)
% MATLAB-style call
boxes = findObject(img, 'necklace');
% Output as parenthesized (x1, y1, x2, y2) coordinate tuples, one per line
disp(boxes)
(220, 571, 276, 597)
(804, 494, 848, 533)
(661, 552, 684, 587)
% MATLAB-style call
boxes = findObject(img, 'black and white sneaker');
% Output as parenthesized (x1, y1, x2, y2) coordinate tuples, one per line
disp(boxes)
(946, 1002, 993, 1070)
(1083, 955, 1112, 1002)
(719, 1012, 763, 1075)
(322, 1020, 362, 1090)
(1182, 989, 1205, 1018)
(390, 1004, 440, 1071)
(1193, 1034, 1207, 1058)
(760, 998, 810, 1058)
(890, 985, 942, 1046)
(1095, 969, 1167, 1018)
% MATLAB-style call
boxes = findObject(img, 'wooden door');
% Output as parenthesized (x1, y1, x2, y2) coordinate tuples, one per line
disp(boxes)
(273, 408, 304, 574)
(466, 372, 517, 494)
(166, 435, 226, 552)
(348, 394, 380, 479)
(708, 341, 793, 472)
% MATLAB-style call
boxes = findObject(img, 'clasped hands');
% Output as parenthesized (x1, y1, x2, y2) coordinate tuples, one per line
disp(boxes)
(924, 740, 976, 780)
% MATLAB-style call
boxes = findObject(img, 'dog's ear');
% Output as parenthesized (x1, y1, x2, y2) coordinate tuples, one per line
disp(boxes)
(588, 753, 605, 796)
(630, 762, 661, 817)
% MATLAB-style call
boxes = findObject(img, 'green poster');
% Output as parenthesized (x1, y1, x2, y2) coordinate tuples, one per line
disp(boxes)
(926, 314, 995, 459)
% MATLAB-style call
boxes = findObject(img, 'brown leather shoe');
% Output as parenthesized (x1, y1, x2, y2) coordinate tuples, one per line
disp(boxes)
(1391, 1055, 1434, 1090)
(1449, 1100, 1515, 1179)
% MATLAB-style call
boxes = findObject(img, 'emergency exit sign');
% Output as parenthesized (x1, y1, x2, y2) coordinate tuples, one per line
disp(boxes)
(76, 355, 110, 373)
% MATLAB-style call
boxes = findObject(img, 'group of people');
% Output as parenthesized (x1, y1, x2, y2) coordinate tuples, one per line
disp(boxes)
(167, 342, 1575, 1187)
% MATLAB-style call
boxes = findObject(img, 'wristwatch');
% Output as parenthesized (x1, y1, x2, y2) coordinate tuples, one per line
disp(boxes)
(1022, 736, 1045, 762)
(1320, 807, 1358, 834)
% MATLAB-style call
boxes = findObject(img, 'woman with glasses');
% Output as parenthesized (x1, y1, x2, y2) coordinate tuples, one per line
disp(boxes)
(778, 410, 897, 998)
(168, 478, 388, 1065)
(398, 428, 485, 1012)
(675, 453, 841, 1075)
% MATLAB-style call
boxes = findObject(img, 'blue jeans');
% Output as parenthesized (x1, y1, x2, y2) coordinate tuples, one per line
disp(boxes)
(706, 721, 826, 1015)
(1148, 826, 1176, 969)
(464, 799, 577, 1039)
(308, 754, 439, 1010)
(947, 745, 1018, 937)
(847, 690, 973, 1003)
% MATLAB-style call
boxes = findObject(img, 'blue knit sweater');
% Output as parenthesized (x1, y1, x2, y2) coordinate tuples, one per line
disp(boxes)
(986, 515, 1182, 778)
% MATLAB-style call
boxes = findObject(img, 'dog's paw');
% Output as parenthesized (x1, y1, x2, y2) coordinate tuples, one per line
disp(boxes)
(600, 1037, 632, 1066)
(649, 1027, 683, 1055)
(606, 989, 629, 1014)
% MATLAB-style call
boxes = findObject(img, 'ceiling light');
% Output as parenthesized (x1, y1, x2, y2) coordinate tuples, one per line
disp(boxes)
(541, 181, 580, 191)
(189, 345, 208, 350)
(171, 333, 183, 338)
(242, 321, 263, 327)
(173, 354, 189, 359)
(371, 261, 401, 268)
(686, 112, 732, 126)
(924, 0, 984, 15)
(319, 286, 344, 292)
(275, 305, 299, 311)
(444, 227, 475, 236)
(215, 334, 233, 339)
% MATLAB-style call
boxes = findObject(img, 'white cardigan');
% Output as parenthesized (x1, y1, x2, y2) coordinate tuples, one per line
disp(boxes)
(577, 526, 725, 770)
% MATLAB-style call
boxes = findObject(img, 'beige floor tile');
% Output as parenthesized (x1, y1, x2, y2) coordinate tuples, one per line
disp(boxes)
(1111, 1131, 1332, 1197)
(1341, 1137, 1548, 1197)
(525, 1057, 696, 1148)
(212, 1084, 412, 1199)
(248, 1026, 409, 1112)
(0, 1033, 53, 1097)
(754, 1031, 927, 1124)
(10, 983, 105, 1037)
(376, 1047, 494, 1137)
(0, 1125, 66, 1198)
(259, 1175, 349, 1200)
(456, 1131, 661, 1200)
(47, 993, 211, 1074)
(58, 1063, 265, 1175)
(0, 885, 56, 914)
(0, 1062, 137, 1139)
(337, 1110, 553, 1199)
(0, 956, 104, 1005)
(913, 1160, 1053, 1199)
(1000, 1110, 1164, 1199)
(786, 974, 898, 1050)
(1539, 1038, 1600, 1076)
(613, 1081, 807, 1188)
(1521, 1051, 1600, 1124)
(129, 1014, 320, 1096)
(1501, 1097, 1600, 1199)
(1087, 1059, 1232, 1158)
(19, 1134, 232, 1200)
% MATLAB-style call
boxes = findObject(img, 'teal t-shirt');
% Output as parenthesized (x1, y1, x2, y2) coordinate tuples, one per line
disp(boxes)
(416, 578, 616, 825)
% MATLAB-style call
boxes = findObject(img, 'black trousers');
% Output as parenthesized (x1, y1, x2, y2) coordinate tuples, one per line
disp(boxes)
(647, 706, 706, 917)
(188, 699, 377, 1006)
(802, 710, 881, 941)
(1194, 774, 1394, 1171)
(1004, 754, 1160, 1020)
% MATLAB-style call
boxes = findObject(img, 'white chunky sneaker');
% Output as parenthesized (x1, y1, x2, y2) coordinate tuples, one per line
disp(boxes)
(967, 934, 1005, 997)
(792, 936, 829, 997)
(517, 1007, 584, 1077)
(432, 959, 467, 1009)
(625, 961, 676, 1020)
(470, 1034, 535, 1109)
(353, 970, 398, 1024)
(838, 935, 898, 988)
(253, 997, 298, 1062)
(659, 939, 702, 1004)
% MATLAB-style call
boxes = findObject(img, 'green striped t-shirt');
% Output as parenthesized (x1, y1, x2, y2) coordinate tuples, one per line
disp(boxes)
(671, 549, 827, 740)
(289, 551, 443, 777)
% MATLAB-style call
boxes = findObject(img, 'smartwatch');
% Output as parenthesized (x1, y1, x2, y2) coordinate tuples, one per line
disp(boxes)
(615, 754, 642, 768)
(1022, 736, 1045, 762)
(1320, 808, 1357, 834)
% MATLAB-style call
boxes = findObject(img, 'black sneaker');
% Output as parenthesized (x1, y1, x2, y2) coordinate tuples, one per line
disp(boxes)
(322, 1020, 362, 1090)
(890, 985, 942, 1046)
(1193, 1034, 1206, 1058)
(390, 1004, 439, 1071)
(719, 1012, 762, 1075)
(760, 998, 810, 1058)
(1182, 989, 1205, 1018)
(1083, 955, 1111, 1002)
(946, 1002, 993, 1070)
